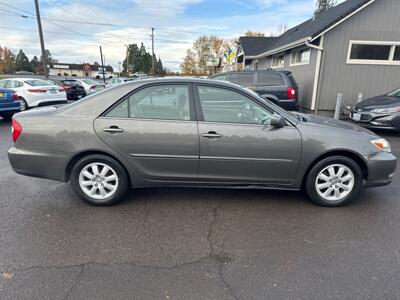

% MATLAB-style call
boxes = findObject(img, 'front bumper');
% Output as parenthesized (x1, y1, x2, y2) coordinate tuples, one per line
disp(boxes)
(350, 110, 400, 131)
(8, 147, 70, 182)
(364, 151, 397, 188)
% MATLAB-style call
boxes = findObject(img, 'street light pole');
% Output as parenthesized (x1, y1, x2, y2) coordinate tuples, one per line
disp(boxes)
(125, 44, 129, 77)
(151, 27, 155, 75)
(34, 0, 48, 78)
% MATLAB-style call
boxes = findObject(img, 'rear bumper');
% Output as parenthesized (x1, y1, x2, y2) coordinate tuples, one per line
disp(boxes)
(277, 99, 299, 111)
(364, 151, 397, 188)
(0, 102, 20, 114)
(8, 147, 69, 182)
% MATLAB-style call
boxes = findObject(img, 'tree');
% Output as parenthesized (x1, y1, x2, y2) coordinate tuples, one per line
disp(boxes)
(244, 31, 265, 37)
(193, 35, 224, 75)
(122, 43, 165, 76)
(30, 56, 39, 74)
(180, 49, 197, 75)
(15, 49, 32, 72)
(0, 46, 16, 74)
(314, 0, 336, 18)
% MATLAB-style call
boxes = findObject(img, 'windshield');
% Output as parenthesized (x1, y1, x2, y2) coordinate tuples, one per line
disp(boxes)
(387, 88, 400, 97)
(24, 80, 52, 86)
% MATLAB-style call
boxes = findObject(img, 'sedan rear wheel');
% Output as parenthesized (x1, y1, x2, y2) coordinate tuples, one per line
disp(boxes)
(19, 97, 28, 111)
(306, 156, 363, 207)
(70, 154, 128, 206)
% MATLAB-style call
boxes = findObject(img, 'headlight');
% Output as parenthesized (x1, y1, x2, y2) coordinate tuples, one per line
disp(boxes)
(371, 106, 400, 114)
(371, 138, 391, 152)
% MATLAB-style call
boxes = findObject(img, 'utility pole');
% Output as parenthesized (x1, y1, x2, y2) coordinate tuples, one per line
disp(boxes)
(125, 44, 129, 77)
(99, 46, 106, 85)
(34, 0, 48, 78)
(151, 27, 155, 75)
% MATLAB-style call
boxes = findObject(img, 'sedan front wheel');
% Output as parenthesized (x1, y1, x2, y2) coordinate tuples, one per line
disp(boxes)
(306, 156, 364, 207)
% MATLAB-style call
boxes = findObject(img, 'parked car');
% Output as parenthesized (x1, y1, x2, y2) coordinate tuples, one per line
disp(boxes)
(0, 78, 67, 110)
(105, 77, 133, 88)
(46, 79, 87, 100)
(74, 79, 105, 95)
(350, 88, 400, 131)
(209, 70, 299, 111)
(8, 78, 396, 207)
(92, 71, 112, 79)
(0, 88, 20, 121)
(15, 70, 34, 75)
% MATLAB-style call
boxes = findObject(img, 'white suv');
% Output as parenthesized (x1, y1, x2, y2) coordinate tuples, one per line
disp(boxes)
(0, 78, 67, 110)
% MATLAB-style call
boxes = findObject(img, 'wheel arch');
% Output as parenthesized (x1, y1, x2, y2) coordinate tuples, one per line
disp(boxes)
(301, 150, 369, 189)
(65, 149, 132, 184)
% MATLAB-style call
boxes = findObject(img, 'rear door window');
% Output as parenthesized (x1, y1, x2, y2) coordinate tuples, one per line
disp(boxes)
(229, 73, 254, 87)
(106, 84, 191, 121)
(6, 80, 23, 88)
(256, 73, 285, 86)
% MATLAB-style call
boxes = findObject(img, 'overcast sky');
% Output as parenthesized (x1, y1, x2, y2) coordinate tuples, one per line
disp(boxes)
(0, 0, 344, 71)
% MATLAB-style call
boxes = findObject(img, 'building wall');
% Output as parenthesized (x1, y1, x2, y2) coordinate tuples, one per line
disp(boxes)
(317, 0, 400, 115)
(48, 68, 86, 77)
(246, 47, 318, 110)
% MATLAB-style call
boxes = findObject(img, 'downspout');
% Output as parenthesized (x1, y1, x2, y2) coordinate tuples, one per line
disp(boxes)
(306, 36, 324, 113)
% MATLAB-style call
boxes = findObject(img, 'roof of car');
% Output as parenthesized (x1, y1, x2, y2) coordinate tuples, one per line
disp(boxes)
(240, 0, 374, 57)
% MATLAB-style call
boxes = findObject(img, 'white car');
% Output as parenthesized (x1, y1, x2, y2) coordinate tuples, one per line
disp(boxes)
(105, 77, 132, 88)
(0, 78, 67, 110)
(74, 79, 105, 95)
(92, 71, 112, 79)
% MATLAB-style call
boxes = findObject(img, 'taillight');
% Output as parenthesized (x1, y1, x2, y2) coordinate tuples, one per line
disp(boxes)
(59, 86, 72, 92)
(89, 85, 96, 90)
(287, 87, 296, 99)
(11, 119, 22, 142)
(27, 89, 47, 93)
(11, 92, 19, 101)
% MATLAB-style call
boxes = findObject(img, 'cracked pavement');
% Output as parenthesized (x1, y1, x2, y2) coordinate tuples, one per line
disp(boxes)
(0, 119, 399, 299)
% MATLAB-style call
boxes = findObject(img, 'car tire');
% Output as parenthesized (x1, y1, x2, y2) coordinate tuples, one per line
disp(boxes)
(306, 156, 364, 207)
(70, 154, 129, 206)
(19, 97, 28, 111)
(96, 76, 100, 79)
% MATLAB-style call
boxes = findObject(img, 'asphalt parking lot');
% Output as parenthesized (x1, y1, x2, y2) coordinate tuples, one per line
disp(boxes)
(0, 118, 399, 300)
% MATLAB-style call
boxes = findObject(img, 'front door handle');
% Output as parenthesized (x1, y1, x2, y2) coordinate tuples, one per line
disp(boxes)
(103, 126, 124, 133)
(201, 131, 222, 139)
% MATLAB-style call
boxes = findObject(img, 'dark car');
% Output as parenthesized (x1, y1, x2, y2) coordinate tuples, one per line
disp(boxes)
(0, 88, 20, 121)
(47, 79, 87, 101)
(209, 70, 299, 111)
(350, 88, 400, 131)
(8, 78, 396, 207)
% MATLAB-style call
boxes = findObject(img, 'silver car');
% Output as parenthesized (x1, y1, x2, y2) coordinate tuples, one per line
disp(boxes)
(8, 78, 397, 206)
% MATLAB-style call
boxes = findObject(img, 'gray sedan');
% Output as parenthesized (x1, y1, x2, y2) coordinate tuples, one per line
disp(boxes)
(8, 78, 397, 206)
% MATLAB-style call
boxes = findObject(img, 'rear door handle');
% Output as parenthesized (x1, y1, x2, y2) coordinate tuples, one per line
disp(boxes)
(103, 126, 124, 133)
(201, 131, 222, 139)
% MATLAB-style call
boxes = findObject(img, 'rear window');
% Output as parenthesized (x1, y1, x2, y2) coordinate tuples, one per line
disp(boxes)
(230, 73, 254, 86)
(256, 73, 285, 86)
(24, 80, 51, 86)
(286, 73, 298, 87)
(62, 80, 79, 86)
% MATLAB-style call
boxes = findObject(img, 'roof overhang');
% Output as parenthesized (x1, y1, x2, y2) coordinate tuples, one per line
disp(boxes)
(310, 0, 375, 42)
(248, 37, 311, 59)
(246, 0, 376, 60)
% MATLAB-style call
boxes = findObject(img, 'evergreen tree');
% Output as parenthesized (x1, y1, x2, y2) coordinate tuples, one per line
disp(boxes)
(314, 0, 336, 18)
(30, 56, 39, 74)
(15, 49, 32, 72)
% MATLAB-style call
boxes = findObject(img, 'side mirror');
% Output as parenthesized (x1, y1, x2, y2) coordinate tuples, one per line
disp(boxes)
(270, 115, 286, 128)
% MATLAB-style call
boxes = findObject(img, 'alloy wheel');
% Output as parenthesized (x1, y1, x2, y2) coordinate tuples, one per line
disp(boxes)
(315, 164, 355, 201)
(79, 162, 119, 200)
